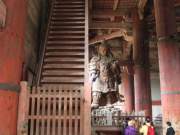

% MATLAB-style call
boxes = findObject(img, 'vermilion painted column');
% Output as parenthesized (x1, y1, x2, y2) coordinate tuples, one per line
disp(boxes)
(133, 11, 152, 117)
(0, 0, 27, 134)
(122, 70, 134, 113)
(154, 0, 180, 133)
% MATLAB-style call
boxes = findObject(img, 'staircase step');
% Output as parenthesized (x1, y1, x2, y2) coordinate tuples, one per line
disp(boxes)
(42, 70, 84, 76)
(52, 15, 84, 18)
(41, 77, 84, 84)
(48, 38, 84, 42)
(45, 52, 84, 57)
(49, 31, 84, 34)
(53, 8, 85, 12)
(44, 57, 84, 63)
(54, 5, 84, 8)
(51, 17, 85, 21)
(43, 63, 84, 69)
(50, 25, 85, 29)
(47, 41, 84, 44)
(52, 12, 84, 16)
(46, 45, 84, 50)
(48, 35, 84, 39)
(51, 21, 85, 25)
(55, 1, 85, 4)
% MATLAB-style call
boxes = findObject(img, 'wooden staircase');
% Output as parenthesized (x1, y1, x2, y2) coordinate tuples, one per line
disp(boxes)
(37, 0, 85, 86)
(17, 0, 90, 135)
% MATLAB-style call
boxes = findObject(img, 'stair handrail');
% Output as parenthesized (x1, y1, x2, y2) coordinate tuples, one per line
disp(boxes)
(36, 0, 55, 86)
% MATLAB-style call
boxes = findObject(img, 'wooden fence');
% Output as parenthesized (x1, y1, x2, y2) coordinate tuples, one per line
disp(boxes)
(17, 82, 84, 135)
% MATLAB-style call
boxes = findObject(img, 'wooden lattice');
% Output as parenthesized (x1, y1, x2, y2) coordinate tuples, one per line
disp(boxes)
(18, 84, 84, 135)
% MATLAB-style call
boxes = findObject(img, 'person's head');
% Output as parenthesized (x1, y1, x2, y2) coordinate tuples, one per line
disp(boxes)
(145, 117, 151, 123)
(128, 119, 135, 127)
(166, 121, 172, 127)
(150, 122, 154, 126)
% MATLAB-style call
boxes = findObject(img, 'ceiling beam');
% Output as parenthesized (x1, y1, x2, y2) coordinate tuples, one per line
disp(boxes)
(89, 30, 133, 45)
(90, 22, 132, 29)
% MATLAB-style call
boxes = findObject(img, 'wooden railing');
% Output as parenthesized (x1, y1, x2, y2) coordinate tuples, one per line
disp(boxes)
(17, 82, 84, 135)
(35, 0, 55, 86)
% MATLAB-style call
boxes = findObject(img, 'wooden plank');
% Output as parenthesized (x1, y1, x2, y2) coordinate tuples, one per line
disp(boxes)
(53, 9, 85, 12)
(75, 90, 78, 135)
(35, 87, 40, 135)
(41, 76, 84, 83)
(80, 88, 84, 135)
(42, 70, 84, 76)
(90, 22, 131, 29)
(84, 0, 91, 134)
(44, 57, 84, 63)
(69, 88, 73, 135)
(46, 86, 51, 135)
(89, 30, 133, 45)
(92, 9, 128, 17)
(30, 87, 36, 135)
(47, 40, 84, 44)
(40, 87, 46, 135)
(17, 82, 29, 135)
(45, 52, 84, 57)
(43, 63, 84, 69)
(58, 86, 62, 135)
(52, 86, 56, 135)
(63, 90, 68, 135)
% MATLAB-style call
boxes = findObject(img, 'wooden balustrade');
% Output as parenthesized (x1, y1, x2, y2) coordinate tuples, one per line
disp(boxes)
(17, 82, 84, 135)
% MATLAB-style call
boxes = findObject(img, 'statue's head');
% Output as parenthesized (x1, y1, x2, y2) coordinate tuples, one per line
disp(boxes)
(98, 41, 109, 56)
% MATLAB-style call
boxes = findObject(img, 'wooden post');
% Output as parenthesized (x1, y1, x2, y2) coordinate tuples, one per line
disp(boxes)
(17, 81, 29, 135)
(84, 0, 91, 135)
(133, 10, 152, 117)
(154, 0, 180, 133)
(122, 70, 134, 113)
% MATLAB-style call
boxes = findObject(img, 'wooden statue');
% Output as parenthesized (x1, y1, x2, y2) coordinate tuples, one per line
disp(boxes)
(89, 42, 122, 109)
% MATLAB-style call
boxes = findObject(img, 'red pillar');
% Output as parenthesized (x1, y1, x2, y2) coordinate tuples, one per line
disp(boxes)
(122, 70, 134, 113)
(0, 0, 27, 134)
(154, 0, 180, 133)
(133, 11, 152, 117)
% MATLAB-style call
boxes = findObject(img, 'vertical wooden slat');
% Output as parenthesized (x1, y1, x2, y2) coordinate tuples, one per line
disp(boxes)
(63, 89, 67, 135)
(35, 87, 40, 135)
(46, 86, 51, 135)
(75, 90, 78, 135)
(80, 87, 84, 135)
(41, 87, 46, 135)
(52, 86, 56, 135)
(30, 87, 36, 135)
(69, 88, 73, 135)
(58, 86, 62, 135)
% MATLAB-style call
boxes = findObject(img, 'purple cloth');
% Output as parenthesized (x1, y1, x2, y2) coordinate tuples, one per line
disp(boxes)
(124, 126, 138, 135)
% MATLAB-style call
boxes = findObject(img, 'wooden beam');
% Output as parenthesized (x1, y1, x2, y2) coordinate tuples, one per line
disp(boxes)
(92, 9, 128, 17)
(90, 22, 132, 29)
(89, 30, 133, 45)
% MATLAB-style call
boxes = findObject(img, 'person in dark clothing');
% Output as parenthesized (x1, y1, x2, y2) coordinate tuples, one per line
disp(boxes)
(166, 121, 175, 135)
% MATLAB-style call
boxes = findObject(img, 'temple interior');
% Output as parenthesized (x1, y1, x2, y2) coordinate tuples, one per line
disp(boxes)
(0, 0, 180, 135)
